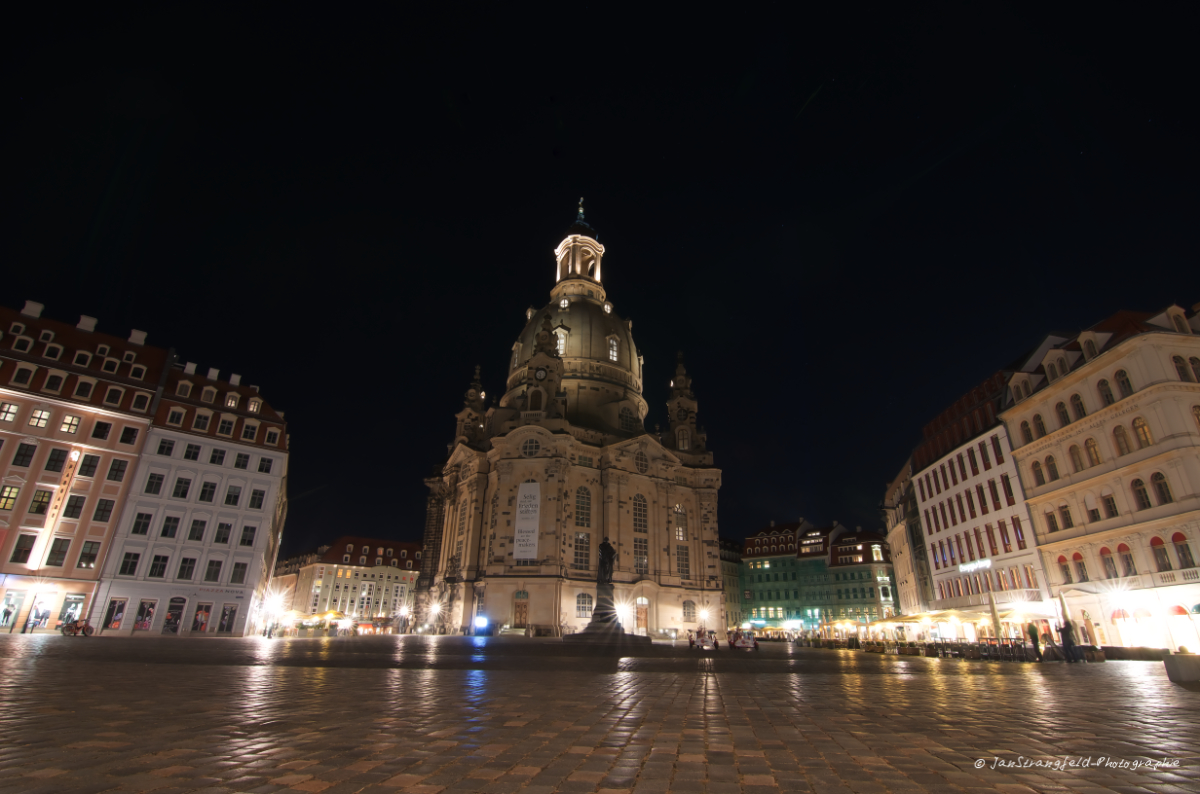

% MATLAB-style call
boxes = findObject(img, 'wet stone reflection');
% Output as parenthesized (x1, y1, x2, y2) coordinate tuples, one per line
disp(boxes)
(0, 635, 1196, 793)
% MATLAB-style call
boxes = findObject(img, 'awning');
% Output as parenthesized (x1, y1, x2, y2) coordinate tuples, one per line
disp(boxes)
(1112, 609, 1130, 620)
(1167, 605, 1189, 616)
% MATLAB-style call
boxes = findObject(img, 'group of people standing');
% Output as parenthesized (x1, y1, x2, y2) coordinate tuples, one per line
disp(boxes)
(1026, 620, 1087, 662)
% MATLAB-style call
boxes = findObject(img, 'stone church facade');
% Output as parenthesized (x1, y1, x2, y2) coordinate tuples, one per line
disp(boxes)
(417, 208, 724, 637)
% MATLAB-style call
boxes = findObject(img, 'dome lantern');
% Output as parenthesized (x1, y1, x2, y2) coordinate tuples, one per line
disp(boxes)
(554, 198, 605, 291)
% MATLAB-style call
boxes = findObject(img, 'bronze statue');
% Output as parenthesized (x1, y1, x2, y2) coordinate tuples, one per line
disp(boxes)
(597, 537, 616, 584)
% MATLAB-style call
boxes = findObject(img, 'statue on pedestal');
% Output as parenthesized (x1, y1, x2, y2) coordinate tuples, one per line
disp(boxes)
(597, 537, 616, 584)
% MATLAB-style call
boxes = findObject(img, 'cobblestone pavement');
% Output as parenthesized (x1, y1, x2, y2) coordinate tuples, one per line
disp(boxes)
(0, 636, 1197, 794)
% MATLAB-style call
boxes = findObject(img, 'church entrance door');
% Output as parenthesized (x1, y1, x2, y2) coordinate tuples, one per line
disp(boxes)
(513, 601, 528, 628)
(635, 596, 649, 635)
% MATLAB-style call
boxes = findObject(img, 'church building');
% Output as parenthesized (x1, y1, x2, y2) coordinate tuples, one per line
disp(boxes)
(417, 206, 724, 637)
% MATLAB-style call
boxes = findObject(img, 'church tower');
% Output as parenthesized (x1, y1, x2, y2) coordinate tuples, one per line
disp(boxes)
(418, 204, 724, 638)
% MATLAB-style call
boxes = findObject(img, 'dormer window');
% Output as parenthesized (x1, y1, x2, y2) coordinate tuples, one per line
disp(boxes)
(346, 544, 354, 552)
(123, 351, 136, 363)
(13, 337, 31, 353)
(201, 388, 216, 403)
(248, 399, 261, 413)
(130, 365, 146, 380)
(608, 338, 618, 362)
(9, 323, 24, 335)
(554, 329, 567, 356)
(225, 393, 239, 409)
(44, 344, 62, 360)
(1047, 363, 1057, 380)
(38, 330, 54, 343)
(177, 382, 192, 398)
(73, 352, 91, 367)
(97, 345, 109, 357)
(101, 358, 119, 373)
(1172, 314, 1190, 334)
(1084, 339, 1098, 359)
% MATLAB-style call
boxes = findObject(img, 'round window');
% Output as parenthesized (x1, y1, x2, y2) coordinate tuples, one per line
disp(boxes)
(521, 439, 541, 457)
(635, 451, 649, 474)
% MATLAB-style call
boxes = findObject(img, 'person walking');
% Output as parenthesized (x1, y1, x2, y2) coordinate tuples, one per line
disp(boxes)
(1058, 621, 1079, 663)
(1027, 622, 1043, 662)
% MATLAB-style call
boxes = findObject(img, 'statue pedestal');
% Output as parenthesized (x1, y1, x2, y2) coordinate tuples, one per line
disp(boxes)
(563, 582, 651, 646)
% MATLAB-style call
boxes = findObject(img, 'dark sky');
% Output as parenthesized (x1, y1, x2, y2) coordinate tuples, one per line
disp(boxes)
(3, 5, 1196, 556)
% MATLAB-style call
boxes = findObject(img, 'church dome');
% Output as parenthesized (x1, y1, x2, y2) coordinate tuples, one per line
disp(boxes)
(513, 297, 641, 384)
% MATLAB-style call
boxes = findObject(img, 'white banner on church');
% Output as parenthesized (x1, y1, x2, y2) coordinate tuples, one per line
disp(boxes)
(513, 482, 540, 560)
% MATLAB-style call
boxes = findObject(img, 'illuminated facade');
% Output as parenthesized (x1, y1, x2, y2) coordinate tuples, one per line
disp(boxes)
(882, 459, 933, 616)
(418, 207, 724, 637)
(0, 302, 162, 633)
(95, 362, 288, 637)
(719, 537, 743, 630)
(1002, 305, 1200, 650)
(741, 520, 896, 634)
(277, 537, 421, 631)
(912, 374, 1052, 622)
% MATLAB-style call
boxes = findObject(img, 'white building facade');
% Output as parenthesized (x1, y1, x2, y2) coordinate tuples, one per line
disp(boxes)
(882, 461, 932, 617)
(96, 368, 287, 637)
(1002, 304, 1200, 650)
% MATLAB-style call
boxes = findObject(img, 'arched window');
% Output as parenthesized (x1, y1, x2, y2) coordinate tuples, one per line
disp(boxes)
(1020, 421, 1033, 444)
(1084, 339, 1098, 358)
(555, 332, 566, 356)
(1194, 405, 1200, 432)
(1131, 479, 1151, 510)
(575, 487, 591, 527)
(1069, 445, 1085, 473)
(1072, 552, 1089, 582)
(632, 494, 648, 533)
(1151, 472, 1173, 505)
(682, 600, 696, 621)
(346, 544, 354, 552)
(1058, 356, 1067, 375)
(1070, 394, 1086, 420)
(1085, 438, 1102, 466)
(1098, 380, 1115, 406)
(1115, 543, 1137, 576)
(1022, 382, 1031, 398)
(674, 504, 688, 541)
(1150, 537, 1172, 572)
(576, 593, 594, 617)
(608, 338, 619, 362)
(529, 390, 543, 411)
(1032, 461, 1045, 486)
(1033, 414, 1046, 437)
(1173, 356, 1192, 382)
(1100, 547, 1119, 579)
(1045, 456, 1059, 481)
(1173, 532, 1196, 569)
(1057, 555, 1072, 583)
(676, 427, 690, 451)
(511, 345, 521, 369)
(1113, 426, 1131, 456)
(1132, 417, 1153, 449)
(1045, 508, 1059, 532)
(1115, 370, 1133, 397)
(1048, 363, 1058, 380)
(1191, 358, 1200, 382)
(1056, 402, 1070, 427)
(1173, 315, 1189, 334)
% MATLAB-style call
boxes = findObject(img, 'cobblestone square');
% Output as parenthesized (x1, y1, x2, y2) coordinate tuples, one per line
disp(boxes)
(0, 635, 1196, 794)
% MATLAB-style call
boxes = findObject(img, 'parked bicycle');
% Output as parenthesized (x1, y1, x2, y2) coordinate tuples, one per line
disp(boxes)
(60, 619, 94, 637)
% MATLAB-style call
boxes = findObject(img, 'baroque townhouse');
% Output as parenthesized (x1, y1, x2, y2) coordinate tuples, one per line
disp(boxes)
(913, 371, 1053, 628)
(97, 365, 288, 636)
(419, 207, 723, 639)
(718, 537, 743, 630)
(741, 521, 802, 634)
(277, 537, 421, 633)
(1, 302, 166, 633)
(882, 459, 933, 616)
(1002, 304, 1200, 650)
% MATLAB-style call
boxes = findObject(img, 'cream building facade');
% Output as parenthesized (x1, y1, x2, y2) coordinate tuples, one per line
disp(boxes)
(882, 460, 932, 616)
(1002, 305, 1200, 650)
(418, 209, 723, 637)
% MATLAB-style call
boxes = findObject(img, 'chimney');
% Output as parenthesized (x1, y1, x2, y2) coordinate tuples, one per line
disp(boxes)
(230, 374, 242, 386)
(183, 362, 197, 375)
(128, 329, 147, 346)
(769, 520, 775, 527)
(77, 316, 98, 332)
(249, 385, 259, 393)
(207, 367, 220, 381)
(20, 300, 44, 319)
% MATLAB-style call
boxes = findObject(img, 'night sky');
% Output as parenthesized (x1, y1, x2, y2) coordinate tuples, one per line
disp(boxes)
(4, 6, 1196, 557)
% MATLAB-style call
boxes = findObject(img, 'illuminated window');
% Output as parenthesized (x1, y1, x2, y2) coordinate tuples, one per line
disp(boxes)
(674, 505, 688, 541)
(556, 332, 566, 356)
(1069, 445, 1085, 473)
(1132, 417, 1153, 449)
(1085, 438, 1102, 466)
(225, 393, 239, 408)
(608, 338, 618, 362)
(575, 487, 591, 528)
(633, 494, 648, 533)
(682, 600, 696, 621)
(573, 532, 590, 569)
(28, 409, 50, 428)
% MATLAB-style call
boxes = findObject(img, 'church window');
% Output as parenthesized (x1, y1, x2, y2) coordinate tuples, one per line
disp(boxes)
(555, 331, 566, 356)
(603, 302, 612, 314)
(676, 545, 690, 577)
(1115, 370, 1133, 397)
(608, 338, 618, 362)
(573, 532, 590, 569)
(529, 390, 543, 411)
(620, 408, 639, 434)
(559, 298, 569, 309)
(634, 537, 649, 574)
(576, 593, 593, 618)
(633, 494, 648, 533)
(575, 487, 591, 528)
(511, 344, 521, 369)
(676, 427, 690, 450)
(1173, 356, 1193, 381)
(634, 450, 649, 473)
(674, 505, 688, 541)
(1084, 339, 1098, 358)
(682, 600, 696, 621)
(457, 499, 467, 538)
(521, 438, 540, 457)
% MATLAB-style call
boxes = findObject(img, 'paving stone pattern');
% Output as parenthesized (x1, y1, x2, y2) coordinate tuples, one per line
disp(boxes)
(0, 635, 1196, 794)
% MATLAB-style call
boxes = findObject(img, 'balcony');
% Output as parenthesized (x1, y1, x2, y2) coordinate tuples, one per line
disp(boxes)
(930, 588, 1043, 611)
